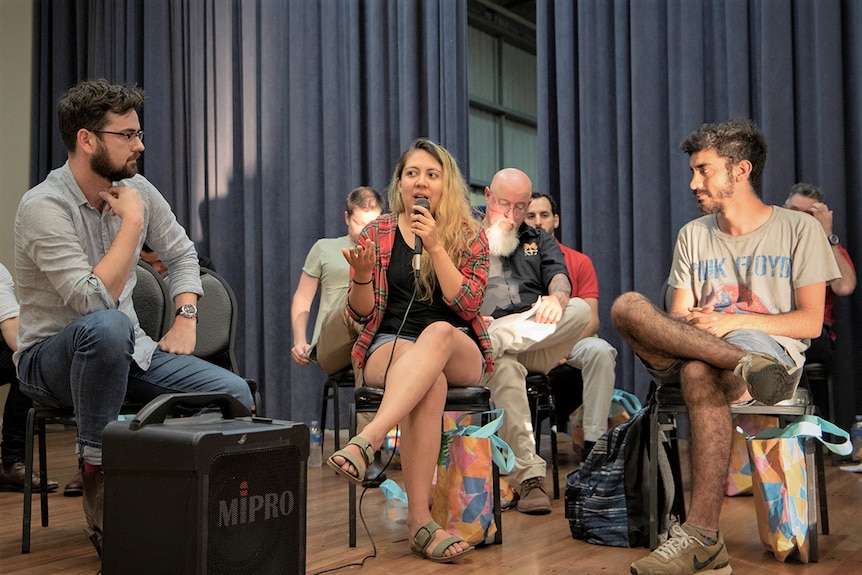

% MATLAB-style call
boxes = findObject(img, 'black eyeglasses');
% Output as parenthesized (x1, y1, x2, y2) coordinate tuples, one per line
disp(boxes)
(93, 130, 144, 143)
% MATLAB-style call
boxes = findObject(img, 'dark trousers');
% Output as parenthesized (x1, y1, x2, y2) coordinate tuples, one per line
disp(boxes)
(1, 341, 31, 463)
(804, 326, 834, 420)
(805, 326, 834, 366)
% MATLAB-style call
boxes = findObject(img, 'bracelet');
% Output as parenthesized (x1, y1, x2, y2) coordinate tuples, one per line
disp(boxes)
(352, 277, 373, 285)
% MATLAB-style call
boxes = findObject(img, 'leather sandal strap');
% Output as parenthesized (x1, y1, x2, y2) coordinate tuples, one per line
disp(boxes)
(347, 436, 374, 467)
(413, 520, 444, 551)
(430, 535, 463, 558)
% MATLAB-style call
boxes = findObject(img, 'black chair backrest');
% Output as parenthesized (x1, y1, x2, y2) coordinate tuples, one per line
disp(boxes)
(133, 261, 172, 341)
(159, 266, 258, 411)
(191, 267, 239, 373)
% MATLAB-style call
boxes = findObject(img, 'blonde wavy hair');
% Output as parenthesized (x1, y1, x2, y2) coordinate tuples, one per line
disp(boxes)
(387, 138, 481, 301)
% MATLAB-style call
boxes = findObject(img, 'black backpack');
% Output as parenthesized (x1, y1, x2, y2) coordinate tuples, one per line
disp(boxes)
(564, 402, 684, 547)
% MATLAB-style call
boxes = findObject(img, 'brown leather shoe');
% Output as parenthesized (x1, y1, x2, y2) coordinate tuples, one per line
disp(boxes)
(517, 476, 551, 515)
(64, 469, 84, 496)
(0, 461, 59, 493)
(82, 468, 104, 557)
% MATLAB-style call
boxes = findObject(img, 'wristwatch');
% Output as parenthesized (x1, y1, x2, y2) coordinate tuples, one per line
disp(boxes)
(827, 234, 840, 246)
(175, 303, 198, 319)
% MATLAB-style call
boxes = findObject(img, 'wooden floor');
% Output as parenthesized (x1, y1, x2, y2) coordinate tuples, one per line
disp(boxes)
(2, 426, 862, 575)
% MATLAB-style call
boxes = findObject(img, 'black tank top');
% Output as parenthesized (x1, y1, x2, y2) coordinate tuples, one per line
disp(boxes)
(378, 229, 471, 337)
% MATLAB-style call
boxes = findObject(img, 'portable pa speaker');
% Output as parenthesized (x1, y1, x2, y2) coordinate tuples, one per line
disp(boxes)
(101, 393, 309, 575)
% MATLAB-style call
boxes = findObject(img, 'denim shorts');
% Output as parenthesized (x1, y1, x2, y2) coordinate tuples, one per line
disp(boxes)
(644, 328, 795, 386)
(365, 332, 418, 361)
(364, 328, 486, 373)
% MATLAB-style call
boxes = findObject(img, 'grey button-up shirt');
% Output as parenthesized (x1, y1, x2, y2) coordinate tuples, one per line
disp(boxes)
(0, 263, 20, 324)
(14, 162, 202, 369)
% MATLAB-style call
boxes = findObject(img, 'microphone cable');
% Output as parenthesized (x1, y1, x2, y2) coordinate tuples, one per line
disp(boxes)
(310, 255, 421, 574)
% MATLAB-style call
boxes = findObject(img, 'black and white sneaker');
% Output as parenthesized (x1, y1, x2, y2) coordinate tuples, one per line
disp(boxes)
(734, 351, 798, 406)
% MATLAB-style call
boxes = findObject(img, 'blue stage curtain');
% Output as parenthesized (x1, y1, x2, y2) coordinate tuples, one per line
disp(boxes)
(29, 0, 469, 422)
(538, 0, 862, 429)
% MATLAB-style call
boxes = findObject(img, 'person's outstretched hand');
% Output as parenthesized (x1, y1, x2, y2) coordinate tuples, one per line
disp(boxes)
(342, 241, 377, 282)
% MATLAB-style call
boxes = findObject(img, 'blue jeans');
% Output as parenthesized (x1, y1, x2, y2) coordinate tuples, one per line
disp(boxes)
(16, 310, 253, 461)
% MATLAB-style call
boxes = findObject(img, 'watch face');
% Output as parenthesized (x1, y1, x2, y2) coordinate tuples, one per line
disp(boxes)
(178, 304, 197, 318)
(828, 234, 840, 245)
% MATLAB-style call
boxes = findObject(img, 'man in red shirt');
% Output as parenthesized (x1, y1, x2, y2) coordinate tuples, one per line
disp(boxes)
(784, 184, 856, 357)
(525, 193, 617, 461)
(784, 183, 856, 416)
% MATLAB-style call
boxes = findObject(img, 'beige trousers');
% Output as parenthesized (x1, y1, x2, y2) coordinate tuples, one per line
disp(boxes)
(481, 298, 591, 486)
(565, 336, 618, 442)
(311, 306, 373, 432)
(310, 306, 362, 376)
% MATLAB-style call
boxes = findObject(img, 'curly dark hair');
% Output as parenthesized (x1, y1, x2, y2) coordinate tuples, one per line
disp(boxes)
(681, 118, 768, 197)
(58, 79, 145, 152)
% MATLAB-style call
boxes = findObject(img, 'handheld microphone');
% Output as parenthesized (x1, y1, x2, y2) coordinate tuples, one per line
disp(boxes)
(412, 197, 430, 277)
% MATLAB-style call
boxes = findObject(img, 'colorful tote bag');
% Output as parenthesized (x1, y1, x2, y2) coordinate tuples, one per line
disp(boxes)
(569, 389, 642, 463)
(746, 415, 851, 562)
(441, 412, 518, 508)
(726, 413, 779, 496)
(381, 426, 402, 469)
(431, 409, 515, 545)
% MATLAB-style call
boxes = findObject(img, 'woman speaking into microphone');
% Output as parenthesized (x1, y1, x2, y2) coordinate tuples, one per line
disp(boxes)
(327, 138, 493, 563)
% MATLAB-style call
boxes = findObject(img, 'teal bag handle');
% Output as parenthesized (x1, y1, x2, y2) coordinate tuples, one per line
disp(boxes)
(749, 414, 852, 456)
(447, 409, 515, 472)
(451, 409, 504, 438)
(611, 389, 642, 416)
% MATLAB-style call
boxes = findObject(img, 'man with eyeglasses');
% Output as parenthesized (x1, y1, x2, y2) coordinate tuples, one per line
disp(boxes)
(478, 168, 591, 514)
(13, 79, 253, 557)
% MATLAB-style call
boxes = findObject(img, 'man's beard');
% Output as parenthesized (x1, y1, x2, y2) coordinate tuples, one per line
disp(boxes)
(91, 145, 137, 182)
(695, 181, 734, 215)
(486, 219, 520, 256)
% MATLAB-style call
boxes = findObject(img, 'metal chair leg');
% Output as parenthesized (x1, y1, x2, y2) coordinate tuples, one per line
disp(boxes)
(348, 403, 358, 548)
(38, 415, 49, 526)
(22, 407, 35, 554)
(482, 409, 503, 543)
(332, 381, 341, 452)
(804, 436, 819, 562)
(527, 376, 559, 498)
(320, 379, 330, 453)
(548, 392, 559, 499)
(815, 440, 828, 535)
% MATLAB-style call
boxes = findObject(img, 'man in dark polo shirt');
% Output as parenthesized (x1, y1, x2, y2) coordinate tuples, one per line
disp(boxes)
(479, 168, 590, 514)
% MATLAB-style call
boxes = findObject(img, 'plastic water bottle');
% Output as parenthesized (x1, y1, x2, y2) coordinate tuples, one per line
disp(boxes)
(309, 420, 323, 467)
(851, 416, 862, 463)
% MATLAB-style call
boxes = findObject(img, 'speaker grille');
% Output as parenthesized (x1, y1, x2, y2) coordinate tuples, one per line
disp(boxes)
(208, 445, 303, 574)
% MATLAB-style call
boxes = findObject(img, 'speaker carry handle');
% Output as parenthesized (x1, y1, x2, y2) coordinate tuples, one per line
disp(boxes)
(128, 393, 252, 430)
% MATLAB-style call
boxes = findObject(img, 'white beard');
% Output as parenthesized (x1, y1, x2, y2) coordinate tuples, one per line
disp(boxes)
(486, 220, 520, 257)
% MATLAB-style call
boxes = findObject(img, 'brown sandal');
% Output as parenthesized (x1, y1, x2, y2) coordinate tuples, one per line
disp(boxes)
(409, 521, 474, 563)
(326, 436, 374, 485)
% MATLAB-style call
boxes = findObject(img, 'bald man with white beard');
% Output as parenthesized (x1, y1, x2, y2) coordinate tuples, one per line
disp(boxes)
(479, 168, 591, 514)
